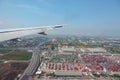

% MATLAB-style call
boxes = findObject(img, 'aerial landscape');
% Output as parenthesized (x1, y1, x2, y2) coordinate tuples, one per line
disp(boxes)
(0, 0, 120, 80)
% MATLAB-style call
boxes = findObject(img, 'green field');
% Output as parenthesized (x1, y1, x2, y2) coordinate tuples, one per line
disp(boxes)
(106, 47, 120, 54)
(0, 50, 11, 54)
(1, 50, 32, 60)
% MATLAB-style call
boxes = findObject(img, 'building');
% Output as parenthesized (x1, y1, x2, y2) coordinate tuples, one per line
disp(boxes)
(54, 70, 82, 77)
(78, 47, 107, 55)
(58, 47, 76, 54)
(87, 48, 106, 53)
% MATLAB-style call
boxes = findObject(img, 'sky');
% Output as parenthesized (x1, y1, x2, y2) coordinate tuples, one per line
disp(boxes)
(0, 0, 120, 36)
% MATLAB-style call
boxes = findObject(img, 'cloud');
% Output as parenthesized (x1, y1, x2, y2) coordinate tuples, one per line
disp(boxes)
(0, 21, 3, 25)
(15, 4, 45, 15)
(16, 4, 40, 11)
(0, 20, 14, 29)
(37, 0, 52, 6)
(0, 20, 28, 29)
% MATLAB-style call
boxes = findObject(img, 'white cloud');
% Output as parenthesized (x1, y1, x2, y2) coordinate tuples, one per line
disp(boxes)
(15, 4, 44, 15)
(37, 0, 52, 5)
(16, 4, 39, 11)
(0, 21, 3, 25)
(0, 20, 27, 29)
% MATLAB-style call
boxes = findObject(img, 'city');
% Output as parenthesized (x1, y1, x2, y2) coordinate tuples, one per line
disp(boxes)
(0, 0, 120, 80)
(0, 35, 120, 80)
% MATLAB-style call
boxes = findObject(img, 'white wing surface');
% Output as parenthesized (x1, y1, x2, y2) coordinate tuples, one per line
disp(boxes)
(0, 25, 62, 42)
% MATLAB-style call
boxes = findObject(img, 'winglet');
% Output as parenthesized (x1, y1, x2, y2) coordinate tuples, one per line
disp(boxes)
(54, 25, 63, 28)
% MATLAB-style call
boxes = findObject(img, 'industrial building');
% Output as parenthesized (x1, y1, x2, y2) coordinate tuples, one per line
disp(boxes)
(40, 62, 92, 76)
(58, 47, 76, 54)
(54, 71, 82, 77)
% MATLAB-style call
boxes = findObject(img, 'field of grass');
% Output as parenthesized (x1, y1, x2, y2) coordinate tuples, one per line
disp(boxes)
(0, 50, 11, 54)
(1, 50, 32, 60)
(106, 47, 120, 54)
(0, 70, 4, 75)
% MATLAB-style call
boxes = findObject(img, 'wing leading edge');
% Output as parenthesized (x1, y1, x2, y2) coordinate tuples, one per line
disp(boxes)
(0, 25, 63, 42)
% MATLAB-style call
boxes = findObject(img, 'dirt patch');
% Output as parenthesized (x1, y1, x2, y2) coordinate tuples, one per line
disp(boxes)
(0, 62, 28, 80)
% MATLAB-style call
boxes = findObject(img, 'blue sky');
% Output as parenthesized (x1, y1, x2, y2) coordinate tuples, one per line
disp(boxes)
(0, 0, 120, 36)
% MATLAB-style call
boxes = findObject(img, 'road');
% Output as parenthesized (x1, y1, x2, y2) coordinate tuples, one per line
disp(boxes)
(19, 42, 45, 80)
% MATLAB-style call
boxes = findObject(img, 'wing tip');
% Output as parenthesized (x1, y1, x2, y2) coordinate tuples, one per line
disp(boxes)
(54, 25, 63, 28)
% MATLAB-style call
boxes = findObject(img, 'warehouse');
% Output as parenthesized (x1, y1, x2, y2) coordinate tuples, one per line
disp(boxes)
(54, 71, 82, 77)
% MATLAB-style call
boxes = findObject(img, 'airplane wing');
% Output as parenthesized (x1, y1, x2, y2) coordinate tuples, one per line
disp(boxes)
(0, 25, 62, 42)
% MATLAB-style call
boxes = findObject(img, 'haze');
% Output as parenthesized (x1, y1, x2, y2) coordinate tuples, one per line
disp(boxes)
(0, 0, 120, 36)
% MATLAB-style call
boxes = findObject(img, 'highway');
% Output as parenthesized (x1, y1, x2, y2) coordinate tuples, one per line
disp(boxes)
(19, 42, 45, 80)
